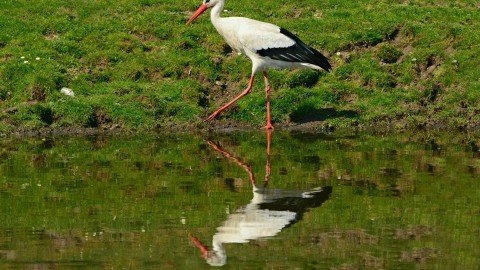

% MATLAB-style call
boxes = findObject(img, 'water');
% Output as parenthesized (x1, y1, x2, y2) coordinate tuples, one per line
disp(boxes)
(0, 131, 479, 269)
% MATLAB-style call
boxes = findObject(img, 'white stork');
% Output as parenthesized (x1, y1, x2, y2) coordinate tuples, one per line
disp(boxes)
(186, 0, 332, 130)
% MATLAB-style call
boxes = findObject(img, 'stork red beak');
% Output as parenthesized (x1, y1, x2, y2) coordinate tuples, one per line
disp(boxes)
(186, 4, 208, 25)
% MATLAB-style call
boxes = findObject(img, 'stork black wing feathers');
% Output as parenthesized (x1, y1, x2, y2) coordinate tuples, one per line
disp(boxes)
(256, 28, 332, 72)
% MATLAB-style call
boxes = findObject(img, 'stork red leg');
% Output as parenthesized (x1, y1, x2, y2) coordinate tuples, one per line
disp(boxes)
(205, 75, 255, 122)
(260, 71, 274, 130)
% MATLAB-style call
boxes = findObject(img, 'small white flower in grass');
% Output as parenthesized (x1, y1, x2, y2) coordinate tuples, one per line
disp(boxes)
(36, 57, 40, 60)
(20, 56, 25, 59)
(23, 60, 29, 64)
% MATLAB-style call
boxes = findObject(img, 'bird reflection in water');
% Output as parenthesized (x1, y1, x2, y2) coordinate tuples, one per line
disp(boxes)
(189, 131, 332, 266)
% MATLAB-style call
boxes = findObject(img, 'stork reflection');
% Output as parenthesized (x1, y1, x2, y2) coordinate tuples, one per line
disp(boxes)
(190, 131, 332, 267)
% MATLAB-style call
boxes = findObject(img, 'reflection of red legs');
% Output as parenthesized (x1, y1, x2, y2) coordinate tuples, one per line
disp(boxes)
(188, 234, 209, 259)
(207, 141, 255, 185)
(205, 75, 255, 122)
(264, 130, 272, 187)
(260, 71, 274, 130)
(207, 130, 272, 188)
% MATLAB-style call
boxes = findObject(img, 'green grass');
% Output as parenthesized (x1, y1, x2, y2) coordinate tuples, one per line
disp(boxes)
(1, 0, 479, 133)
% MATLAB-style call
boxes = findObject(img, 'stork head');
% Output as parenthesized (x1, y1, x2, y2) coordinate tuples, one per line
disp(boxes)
(186, 0, 221, 25)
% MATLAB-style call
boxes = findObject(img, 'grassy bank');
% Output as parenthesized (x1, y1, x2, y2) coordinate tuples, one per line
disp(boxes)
(1, 0, 479, 134)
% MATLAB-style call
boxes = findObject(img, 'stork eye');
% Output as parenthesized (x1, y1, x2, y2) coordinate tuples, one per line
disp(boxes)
(205, 0, 210, 3)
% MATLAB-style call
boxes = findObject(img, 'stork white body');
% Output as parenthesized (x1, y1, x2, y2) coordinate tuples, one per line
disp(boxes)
(211, 17, 322, 73)
(187, 0, 331, 129)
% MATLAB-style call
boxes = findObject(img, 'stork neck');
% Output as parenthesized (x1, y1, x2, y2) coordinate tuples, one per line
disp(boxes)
(210, 0, 224, 22)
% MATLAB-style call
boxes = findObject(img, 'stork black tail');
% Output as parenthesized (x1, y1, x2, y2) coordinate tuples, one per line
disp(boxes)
(257, 27, 332, 72)
(279, 28, 332, 72)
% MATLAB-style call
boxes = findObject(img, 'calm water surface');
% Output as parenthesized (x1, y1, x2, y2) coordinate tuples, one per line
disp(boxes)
(0, 131, 479, 269)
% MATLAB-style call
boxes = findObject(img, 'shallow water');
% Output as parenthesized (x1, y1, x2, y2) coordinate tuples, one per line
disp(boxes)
(0, 131, 479, 269)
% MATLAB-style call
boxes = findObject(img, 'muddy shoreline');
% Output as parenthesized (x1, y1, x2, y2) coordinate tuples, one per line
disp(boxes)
(3, 119, 480, 138)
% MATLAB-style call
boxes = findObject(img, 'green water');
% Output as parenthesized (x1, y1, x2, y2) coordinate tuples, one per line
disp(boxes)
(0, 131, 479, 269)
